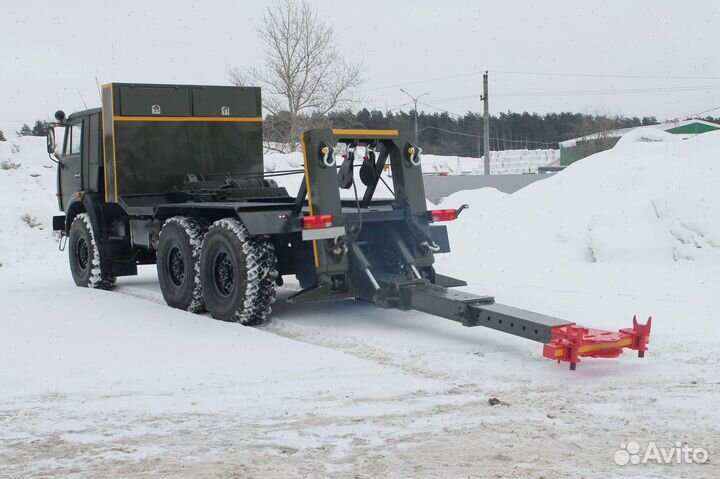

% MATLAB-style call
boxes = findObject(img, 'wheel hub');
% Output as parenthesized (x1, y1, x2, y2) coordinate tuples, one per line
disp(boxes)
(76, 237, 89, 271)
(213, 251, 235, 297)
(168, 246, 185, 287)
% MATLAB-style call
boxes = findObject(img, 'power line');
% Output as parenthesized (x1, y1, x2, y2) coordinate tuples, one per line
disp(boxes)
(375, 85, 720, 114)
(418, 125, 558, 147)
(677, 105, 720, 118)
(409, 85, 720, 107)
(360, 71, 484, 92)
(385, 101, 413, 112)
(418, 101, 465, 118)
(416, 94, 478, 104)
(360, 69, 720, 93)
(491, 69, 720, 81)
(493, 84, 720, 97)
(418, 125, 478, 138)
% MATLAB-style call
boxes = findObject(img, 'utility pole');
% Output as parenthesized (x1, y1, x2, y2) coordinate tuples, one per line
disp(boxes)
(400, 88, 428, 143)
(482, 71, 490, 175)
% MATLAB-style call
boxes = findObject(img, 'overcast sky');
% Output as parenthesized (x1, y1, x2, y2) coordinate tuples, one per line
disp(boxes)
(1, 0, 719, 135)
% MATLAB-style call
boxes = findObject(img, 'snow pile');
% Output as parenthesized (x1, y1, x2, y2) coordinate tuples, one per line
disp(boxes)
(615, 128, 681, 146)
(0, 136, 59, 271)
(440, 130, 720, 267)
(263, 150, 305, 172)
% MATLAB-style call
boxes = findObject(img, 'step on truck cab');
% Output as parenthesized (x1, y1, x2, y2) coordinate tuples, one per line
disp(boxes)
(49, 82, 651, 369)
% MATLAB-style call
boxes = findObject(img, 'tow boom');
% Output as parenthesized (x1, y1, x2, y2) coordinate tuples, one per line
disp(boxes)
(395, 280, 652, 369)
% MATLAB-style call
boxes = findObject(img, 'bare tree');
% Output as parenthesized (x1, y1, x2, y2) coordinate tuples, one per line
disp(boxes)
(228, 0, 362, 151)
(574, 110, 622, 159)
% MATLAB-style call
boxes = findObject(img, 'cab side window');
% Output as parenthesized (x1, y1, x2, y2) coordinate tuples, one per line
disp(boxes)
(64, 124, 82, 155)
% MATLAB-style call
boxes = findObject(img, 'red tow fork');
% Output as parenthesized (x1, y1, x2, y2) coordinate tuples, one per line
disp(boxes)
(542, 316, 652, 370)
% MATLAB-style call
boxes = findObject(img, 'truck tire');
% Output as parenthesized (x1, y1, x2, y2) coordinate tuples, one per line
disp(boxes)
(157, 217, 206, 313)
(68, 213, 116, 289)
(252, 236, 279, 324)
(200, 218, 277, 325)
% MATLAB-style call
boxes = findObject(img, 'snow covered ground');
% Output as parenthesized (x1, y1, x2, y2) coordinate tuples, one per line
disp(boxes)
(1, 134, 718, 478)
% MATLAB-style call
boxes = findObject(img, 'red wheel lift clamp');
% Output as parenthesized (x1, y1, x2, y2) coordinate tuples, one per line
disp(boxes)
(543, 316, 652, 370)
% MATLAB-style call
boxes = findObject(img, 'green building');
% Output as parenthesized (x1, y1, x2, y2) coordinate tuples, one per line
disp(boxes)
(559, 119, 720, 166)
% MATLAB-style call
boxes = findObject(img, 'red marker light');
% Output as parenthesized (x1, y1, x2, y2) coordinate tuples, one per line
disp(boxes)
(303, 214, 333, 229)
(429, 209, 458, 222)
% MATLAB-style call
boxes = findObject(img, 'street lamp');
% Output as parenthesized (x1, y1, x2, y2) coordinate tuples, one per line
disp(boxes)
(400, 88, 428, 143)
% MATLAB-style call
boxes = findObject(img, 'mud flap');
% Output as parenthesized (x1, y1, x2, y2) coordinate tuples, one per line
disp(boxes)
(429, 225, 451, 253)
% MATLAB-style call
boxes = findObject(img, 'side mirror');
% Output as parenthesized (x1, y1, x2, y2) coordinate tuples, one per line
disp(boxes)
(46, 128, 56, 154)
(54, 110, 66, 123)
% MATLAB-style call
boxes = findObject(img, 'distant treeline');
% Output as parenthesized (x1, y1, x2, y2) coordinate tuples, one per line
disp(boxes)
(10, 120, 51, 139)
(265, 110, 720, 157)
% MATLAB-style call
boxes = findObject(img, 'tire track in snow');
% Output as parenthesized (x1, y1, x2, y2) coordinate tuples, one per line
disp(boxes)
(113, 278, 469, 382)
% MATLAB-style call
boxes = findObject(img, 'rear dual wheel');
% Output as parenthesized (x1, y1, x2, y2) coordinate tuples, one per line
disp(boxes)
(156, 217, 206, 313)
(156, 216, 278, 325)
(200, 218, 277, 325)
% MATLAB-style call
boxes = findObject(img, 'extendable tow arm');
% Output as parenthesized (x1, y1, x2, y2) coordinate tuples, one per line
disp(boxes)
(393, 281, 652, 370)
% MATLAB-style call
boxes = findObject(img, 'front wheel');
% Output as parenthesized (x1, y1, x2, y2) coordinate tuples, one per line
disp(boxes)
(68, 213, 116, 289)
(200, 218, 277, 325)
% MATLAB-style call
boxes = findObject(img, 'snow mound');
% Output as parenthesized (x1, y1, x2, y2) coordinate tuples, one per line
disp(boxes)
(615, 128, 681, 147)
(442, 130, 720, 267)
(263, 151, 305, 171)
(0, 137, 59, 272)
